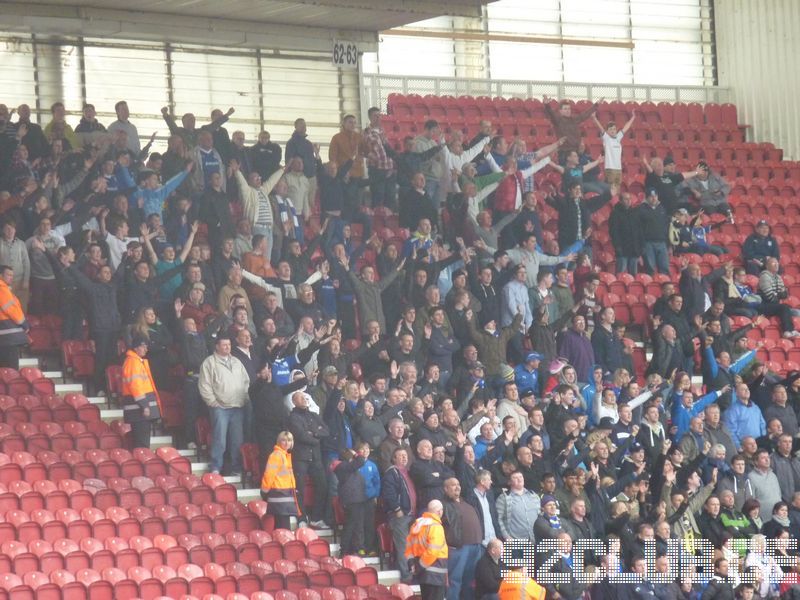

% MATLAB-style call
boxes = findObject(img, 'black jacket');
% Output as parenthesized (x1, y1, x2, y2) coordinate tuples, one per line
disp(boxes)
(591, 325, 625, 373)
(546, 192, 611, 250)
(609, 203, 643, 256)
(68, 262, 125, 332)
(288, 406, 329, 463)
(335, 457, 367, 506)
(249, 377, 289, 451)
(410, 458, 454, 513)
(638, 201, 669, 243)
(250, 141, 282, 179)
(474, 551, 502, 599)
(700, 578, 734, 600)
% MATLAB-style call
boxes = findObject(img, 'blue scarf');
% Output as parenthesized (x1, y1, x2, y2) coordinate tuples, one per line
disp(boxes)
(276, 195, 303, 244)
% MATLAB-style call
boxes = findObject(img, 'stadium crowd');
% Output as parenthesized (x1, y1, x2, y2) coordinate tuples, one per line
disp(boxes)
(0, 97, 800, 600)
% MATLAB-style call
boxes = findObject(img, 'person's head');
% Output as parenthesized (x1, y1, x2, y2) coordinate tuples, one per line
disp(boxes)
(367, 107, 382, 127)
(276, 431, 294, 451)
(704, 495, 721, 517)
(293, 118, 307, 135)
(215, 335, 232, 357)
(427, 499, 444, 518)
(766, 257, 780, 273)
(423, 119, 440, 139)
(572, 314, 586, 333)
(542, 495, 558, 516)
(392, 447, 408, 468)
(508, 471, 525, 492)
(417, 439, 433, 460)
(778, 434, 794, 457)
(443, 477, 461, 501)
(756, 220, 770, 237)
(755, 448, 771, 471)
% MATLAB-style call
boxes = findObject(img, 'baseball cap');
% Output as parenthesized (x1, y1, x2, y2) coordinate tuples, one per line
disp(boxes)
(526, 352, 544, 363)
(321, 366, 338, 376)
(663, 156, 675, 166)
(541, 495, 557, 506)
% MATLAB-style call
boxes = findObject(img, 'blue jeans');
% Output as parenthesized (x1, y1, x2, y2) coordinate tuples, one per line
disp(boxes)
(447, 544, 482, 600)
(209, 406, 244, 474)
(643, 241, 670, 275)
(616, 256, 640, 275)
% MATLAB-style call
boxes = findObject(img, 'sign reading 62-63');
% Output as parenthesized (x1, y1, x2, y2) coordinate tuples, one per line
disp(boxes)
(332, 40, 359, 69)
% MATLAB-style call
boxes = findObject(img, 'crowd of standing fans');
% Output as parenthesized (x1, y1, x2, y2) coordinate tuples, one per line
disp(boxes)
(1, 96, 800, 600)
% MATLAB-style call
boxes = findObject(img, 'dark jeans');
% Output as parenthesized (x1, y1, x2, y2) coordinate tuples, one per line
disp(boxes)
(294, 457, 328, 523)
(183, 377, 205, 446)
(129, 420, 151, 450)
(760, 302, 795, 332)
(341, 501, 366, 554)
(0, 346, 20, 370)
(369, 169, 397, 210)
(29, 278, 59, 315)
(421, 584, 445, 600)
(389, 513, 413, 581)
(92, 329, 119, 393)
(61, 298, 84, 340)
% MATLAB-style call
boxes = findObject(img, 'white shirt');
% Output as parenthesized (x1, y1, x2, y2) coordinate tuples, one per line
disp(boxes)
(602, 131, 624, 170)
(105, 232, 140, 270)
(473, 487, 497, 545)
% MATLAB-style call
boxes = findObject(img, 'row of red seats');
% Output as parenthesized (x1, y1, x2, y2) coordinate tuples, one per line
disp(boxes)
(0, 368, 55, 398)
(386, 94, 740, 128)
(0, 394, 98, 425)
(0, 447, 193, 485)
(0, 421, 122, 456)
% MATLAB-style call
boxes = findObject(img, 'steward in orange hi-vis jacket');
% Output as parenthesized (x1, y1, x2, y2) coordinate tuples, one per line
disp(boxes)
(0, 272, 29, 370)
(405, 500, 448, 600)
(122, 335, 161, 449)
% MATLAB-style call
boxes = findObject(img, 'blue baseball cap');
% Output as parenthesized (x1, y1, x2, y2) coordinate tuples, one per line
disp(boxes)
(526, 352, 544, 363)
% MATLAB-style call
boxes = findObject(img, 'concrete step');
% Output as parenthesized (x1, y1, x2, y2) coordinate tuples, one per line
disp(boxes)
(101, 409, 123, 422)
(88, 397, 106, 405)
(19, 357, 40, 368)
(150, 435, 173, 448)
(237, 488, 261, 503)
(55, 383, 84, 394)
(43, 371, 63, 380)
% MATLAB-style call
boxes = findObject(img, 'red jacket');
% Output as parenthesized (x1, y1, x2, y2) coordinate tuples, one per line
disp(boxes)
(493, 172, 524, 213)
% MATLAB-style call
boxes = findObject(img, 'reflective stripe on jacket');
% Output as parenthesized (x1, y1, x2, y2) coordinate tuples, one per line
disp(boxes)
(121, 350, 161, 423)
(0, 280, 27, 347)
(405, 512, 448, 585)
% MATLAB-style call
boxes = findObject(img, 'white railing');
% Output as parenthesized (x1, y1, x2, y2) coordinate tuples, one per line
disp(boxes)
(361, 73, 732, 113)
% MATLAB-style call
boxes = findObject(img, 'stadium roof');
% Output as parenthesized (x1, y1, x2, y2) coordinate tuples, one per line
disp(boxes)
(1, 0, 494, 52)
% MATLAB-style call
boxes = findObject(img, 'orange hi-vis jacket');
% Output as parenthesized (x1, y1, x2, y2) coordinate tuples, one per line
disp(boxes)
(121, 350, 161, 423)
(498, 571, 547, 600)
(260, 445, 300, 517)
(405, 511, 448, 586)
(0, 280, 28, 347)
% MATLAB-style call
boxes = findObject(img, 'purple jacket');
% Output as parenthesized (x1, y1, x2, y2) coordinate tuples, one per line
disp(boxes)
(558, 329, 596, 383)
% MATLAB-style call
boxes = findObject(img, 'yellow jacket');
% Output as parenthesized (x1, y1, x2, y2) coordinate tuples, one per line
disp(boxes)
(498, 572, 547, 600)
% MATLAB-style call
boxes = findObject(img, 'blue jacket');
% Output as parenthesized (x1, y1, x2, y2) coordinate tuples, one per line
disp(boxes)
(514, 364, 539, 396)
(671, 389, 722, 441)
(705, 347, 756, 381)
(134, 170, 189, 219)
(724, 395, 766, 449)
(742, 233, 780, 263)
(359, 458, 381, 500)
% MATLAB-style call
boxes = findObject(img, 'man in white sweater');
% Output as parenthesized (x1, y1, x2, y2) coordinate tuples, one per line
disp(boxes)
(199, 335, 251, 476)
